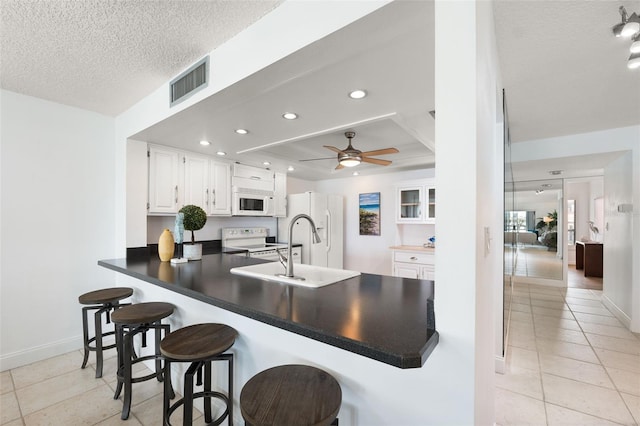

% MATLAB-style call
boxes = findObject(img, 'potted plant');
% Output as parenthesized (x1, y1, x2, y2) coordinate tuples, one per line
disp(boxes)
(179, 205, 207, 260)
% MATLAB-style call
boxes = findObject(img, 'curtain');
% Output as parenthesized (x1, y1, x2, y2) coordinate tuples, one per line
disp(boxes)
(526, 211, 536, 231)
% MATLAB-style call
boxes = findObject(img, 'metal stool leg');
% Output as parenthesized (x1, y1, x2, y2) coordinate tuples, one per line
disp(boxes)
(121, 330, 134, 420)
(94, 308, 104, 378)
(183, 362, 199, 426)
(204, 361, 212, 423)
(228, 354, 234, 426)
(81, 306, 91, 369)
(113, 324, 124, 400)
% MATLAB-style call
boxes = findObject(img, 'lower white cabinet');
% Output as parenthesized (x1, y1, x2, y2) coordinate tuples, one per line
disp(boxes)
(392, 249, 435, 280)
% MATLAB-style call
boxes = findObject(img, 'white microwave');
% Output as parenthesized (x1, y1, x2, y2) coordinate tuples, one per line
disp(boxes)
(232, 189, 275, 216)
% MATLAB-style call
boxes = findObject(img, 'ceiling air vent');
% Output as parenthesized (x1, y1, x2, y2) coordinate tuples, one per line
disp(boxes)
(170, 56, 209, 107)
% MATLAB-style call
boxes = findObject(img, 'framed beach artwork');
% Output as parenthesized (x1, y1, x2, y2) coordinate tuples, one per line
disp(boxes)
(359, 192, 381, 236)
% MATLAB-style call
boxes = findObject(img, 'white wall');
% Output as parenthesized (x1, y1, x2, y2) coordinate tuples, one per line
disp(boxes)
(0, 90, 117, 369)
(435, 1, 500, 424)
(603, 152, 634, 328)
(314, 169, 435, 275)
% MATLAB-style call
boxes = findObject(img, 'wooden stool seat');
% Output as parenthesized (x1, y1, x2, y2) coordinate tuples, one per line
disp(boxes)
(240, 364, 342, 426)
(111, 302, 174, 325)
(79, 287, 133, 305)
(160, 323, 237, 361)
(78, 287, 133, 378)
(161, 323, 238, 426)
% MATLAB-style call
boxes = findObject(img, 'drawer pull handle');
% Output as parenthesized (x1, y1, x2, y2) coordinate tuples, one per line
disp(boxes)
(410, 256, 418, 260)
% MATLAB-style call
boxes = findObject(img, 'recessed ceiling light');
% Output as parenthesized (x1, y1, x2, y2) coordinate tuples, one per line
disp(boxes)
(199, 140, 210, 146)
(287, 166, 295, 172)
(548, 170, 562, 175)
(263, 161, 271, 166)
(235, 129, 248, 135)
(348, 89, 367, 99)
(282, 112, 298, 120)
(216, 151, 226, 156)
(535, 189, 544, 195)
(541, 184, 552, 188)
(352, 171, 359, 176)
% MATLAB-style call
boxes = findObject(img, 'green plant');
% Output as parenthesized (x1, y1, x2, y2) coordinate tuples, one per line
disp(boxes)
(536, 209, 558, 231)
(179, 205, 207, 243)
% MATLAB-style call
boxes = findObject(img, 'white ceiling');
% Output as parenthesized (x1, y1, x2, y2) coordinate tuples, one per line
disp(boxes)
(2, 0, 638, 182)
(0, 0, 282, 115)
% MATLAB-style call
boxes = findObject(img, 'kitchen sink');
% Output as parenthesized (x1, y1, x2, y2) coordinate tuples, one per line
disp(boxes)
(230, 262, 360, 288)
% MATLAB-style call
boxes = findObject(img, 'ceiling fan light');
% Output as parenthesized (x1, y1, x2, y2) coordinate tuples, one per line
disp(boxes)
(340, 158, 360, 167)
(630, 39, 640, 54)
(628, 53, 640, 69)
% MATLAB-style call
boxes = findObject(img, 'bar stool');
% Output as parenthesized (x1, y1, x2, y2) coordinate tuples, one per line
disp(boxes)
(78, 287, 133, 378)
(160, 323, 237, 426)
(240, 364, 342, 426)
(111, 302, 175, 420)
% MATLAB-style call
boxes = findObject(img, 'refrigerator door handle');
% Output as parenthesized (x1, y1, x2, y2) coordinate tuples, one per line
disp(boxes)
(325, 209, 331, 253)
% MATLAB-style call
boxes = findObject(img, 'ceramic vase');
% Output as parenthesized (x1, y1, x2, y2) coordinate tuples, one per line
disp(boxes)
(158, 229, 175, 261)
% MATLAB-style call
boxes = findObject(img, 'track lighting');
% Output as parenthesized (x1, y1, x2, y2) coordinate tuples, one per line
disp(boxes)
(622, 12, 640, 38)
(613, 6, 640, 69)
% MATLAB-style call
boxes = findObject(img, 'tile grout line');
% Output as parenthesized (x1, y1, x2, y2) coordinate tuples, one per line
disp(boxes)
(563, 287, 639, 424)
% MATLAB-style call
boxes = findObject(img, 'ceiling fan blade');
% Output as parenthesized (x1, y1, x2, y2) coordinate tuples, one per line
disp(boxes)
(335, 163, 345, 170)
(323, 145, 343, 154)
(299, 157, 336, 162)
(361, 157, 392, 166)
(359, 147, 399, 156)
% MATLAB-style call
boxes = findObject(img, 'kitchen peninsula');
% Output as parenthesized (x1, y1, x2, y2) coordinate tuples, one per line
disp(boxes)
(99, 252, 439, 424)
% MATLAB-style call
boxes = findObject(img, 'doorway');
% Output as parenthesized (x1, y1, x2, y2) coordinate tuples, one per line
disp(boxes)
(507, 179, 564, 284)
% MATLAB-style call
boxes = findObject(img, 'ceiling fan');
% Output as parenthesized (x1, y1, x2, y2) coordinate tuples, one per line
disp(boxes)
(300, 131, 399, 170)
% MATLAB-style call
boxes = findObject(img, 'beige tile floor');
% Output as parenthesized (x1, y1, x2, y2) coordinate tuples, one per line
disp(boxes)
(0, 348, 215, 425)
(498, 283, 640, 426)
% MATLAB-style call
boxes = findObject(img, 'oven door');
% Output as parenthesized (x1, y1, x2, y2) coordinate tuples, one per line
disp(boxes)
(248, 249, 280, 262)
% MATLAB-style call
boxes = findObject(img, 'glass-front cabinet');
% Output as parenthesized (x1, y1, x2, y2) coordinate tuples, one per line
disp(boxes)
(396, 181, 436, 224)
(397, 186, 423, 222)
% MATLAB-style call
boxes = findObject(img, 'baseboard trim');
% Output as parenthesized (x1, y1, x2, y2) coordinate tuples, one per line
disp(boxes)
(602, 295, 632, 329)
(0, 335, 83, 372)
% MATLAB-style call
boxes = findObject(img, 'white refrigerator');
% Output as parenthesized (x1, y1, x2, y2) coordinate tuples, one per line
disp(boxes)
(277, 192, 343, 268)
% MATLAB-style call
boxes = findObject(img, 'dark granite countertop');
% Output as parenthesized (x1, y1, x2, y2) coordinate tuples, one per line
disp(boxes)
(98, 254, 438, 369)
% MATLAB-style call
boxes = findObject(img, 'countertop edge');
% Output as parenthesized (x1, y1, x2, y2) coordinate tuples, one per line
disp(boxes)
(98, 259, 436, 369)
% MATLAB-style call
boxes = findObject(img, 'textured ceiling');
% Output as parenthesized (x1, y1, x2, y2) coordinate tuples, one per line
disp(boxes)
(493, 0, 640, 143)
(0, 0, 283, 116)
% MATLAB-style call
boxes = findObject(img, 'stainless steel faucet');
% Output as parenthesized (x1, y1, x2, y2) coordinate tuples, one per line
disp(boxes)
(281, 214, 321, 278)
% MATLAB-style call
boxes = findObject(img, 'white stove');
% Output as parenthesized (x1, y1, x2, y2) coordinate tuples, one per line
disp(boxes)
(222, 228, 288, 261)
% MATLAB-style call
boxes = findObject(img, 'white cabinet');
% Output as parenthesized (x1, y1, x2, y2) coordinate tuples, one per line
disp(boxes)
(274, 172, 287, 217)
(391, 249, 435, 280)
(396, 180, 435, 224)
(183, 154, 209, 211)
(148, 145, 182, 214)
(148, 144, 231, 216)
(209, 161, 231, 216)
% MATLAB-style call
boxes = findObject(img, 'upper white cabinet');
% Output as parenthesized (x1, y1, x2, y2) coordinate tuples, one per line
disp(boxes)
(396, 180, 435, 224)
(183, 153, 209, 211)
(209, 161, 231, 215)
(148, 144, 231, 216)
(274, 172, 287, 217)
(148, 145, 182, 214)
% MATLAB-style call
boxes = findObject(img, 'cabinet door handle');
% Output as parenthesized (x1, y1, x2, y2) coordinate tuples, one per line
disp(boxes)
(250, 176, 261, 180)
(205, 189, 209, 205)
(410, 256, 418, 261)
(174, 185, 178, 204)
(212, 189, 216, 205)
